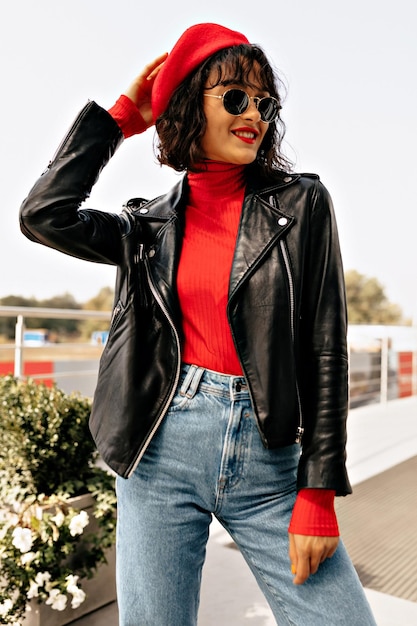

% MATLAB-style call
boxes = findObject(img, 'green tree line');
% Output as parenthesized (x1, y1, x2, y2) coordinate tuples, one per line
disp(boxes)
(0, 288, 114, 341)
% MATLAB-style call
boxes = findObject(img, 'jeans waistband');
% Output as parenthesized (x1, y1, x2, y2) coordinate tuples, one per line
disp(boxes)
(179, 363, 249, 400)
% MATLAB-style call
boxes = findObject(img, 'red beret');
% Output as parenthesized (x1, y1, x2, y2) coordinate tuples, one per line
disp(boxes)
(151, 23, 250, 120)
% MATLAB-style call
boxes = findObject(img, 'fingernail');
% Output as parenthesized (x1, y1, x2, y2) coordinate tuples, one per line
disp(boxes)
(291, 564, 296, 575)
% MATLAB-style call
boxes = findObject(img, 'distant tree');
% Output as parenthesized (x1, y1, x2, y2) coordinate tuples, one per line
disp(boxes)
(0, 293, 81, 340)
(83, 286, 114, 312)
(345, 270, 405, 324)
(79, 286, 114, 340)
(39, 292, 82, 336)
(0, 295, 38, 339)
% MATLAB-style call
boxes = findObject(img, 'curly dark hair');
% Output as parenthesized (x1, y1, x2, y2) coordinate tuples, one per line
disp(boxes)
(155, 44, 292, 175)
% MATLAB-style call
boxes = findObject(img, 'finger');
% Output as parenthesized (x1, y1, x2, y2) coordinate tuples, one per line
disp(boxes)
(293, 555, 310, 585)
(288, 534, 298, 576)
(144, 53, 169, 80)
(146, 54, 169, 81)
(288, 533, 296, 563)
(320, 547, 333, 563)
(128, 53, 168, 89)
(318, 538, 339, 565)
(309, 552, 322, 575)
(123, 54, 169, 109)
(318, 538, 339, 563)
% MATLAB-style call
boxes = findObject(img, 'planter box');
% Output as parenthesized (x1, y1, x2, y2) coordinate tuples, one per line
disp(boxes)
(22, 494, 117, 626)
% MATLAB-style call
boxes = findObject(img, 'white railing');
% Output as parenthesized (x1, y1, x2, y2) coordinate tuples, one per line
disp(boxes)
(0, 306, 111, 396)
(1, 307, 416, 406)
(348, 325, 417, 407)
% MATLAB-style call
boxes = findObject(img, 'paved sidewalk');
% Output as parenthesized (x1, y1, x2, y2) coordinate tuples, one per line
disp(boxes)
(71, 396, 417, 626)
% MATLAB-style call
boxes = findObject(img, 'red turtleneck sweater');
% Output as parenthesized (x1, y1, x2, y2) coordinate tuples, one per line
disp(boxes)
(108, 95, 339, 537)
(178, 161, 245, 375)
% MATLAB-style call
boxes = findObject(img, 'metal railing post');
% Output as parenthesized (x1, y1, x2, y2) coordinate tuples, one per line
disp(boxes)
(380, 336, 389, 403)
(14, 314, 25, 379)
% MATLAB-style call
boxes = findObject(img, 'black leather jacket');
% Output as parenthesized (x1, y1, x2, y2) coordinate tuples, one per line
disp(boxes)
(20, 101, 351, 495)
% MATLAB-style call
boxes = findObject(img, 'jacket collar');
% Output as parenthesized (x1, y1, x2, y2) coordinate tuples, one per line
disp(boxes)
(245, 166, 301, 194)
(127, 168, 302, 219)
(127, 178, 187, 220)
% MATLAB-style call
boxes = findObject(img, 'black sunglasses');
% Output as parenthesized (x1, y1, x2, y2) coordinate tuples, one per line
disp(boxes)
(204, 88, 280, 123)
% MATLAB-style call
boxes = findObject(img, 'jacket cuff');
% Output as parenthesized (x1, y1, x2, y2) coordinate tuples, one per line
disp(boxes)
(288, 488, 339, 536)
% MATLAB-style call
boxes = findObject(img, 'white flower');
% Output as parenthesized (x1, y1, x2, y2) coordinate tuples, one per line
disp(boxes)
(27, 580, 40, 599)
(0, 598, 13, 617)
(34, 571, 51, 587)
(45, 589, 67, 611)
(65, 574, 79, 591)
(10, 513, 19, 525)
(11, 500, 22, 514)
(34, 505, 43, 521)
(50, 509, 65, 527)
(70, 587, 86, 609)
(20, 551, 36, 565)
(66, 574, 86, 608)
(11, 526, 33, 553)
(69, 510, 89, 536)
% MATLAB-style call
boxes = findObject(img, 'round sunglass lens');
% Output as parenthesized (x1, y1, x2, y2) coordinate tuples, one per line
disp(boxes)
(223, 89, 249, 115)
(258, 98, 279, 123)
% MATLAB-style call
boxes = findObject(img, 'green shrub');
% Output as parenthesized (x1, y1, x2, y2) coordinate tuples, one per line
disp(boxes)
(0, 375, 97, 499)
(0, 376, 116, 624)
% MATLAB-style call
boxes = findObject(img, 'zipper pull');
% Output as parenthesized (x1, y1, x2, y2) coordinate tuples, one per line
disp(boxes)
(134, 243, 145, 264)
(110, 302, 122, 325)
(295, 426, 304, 444)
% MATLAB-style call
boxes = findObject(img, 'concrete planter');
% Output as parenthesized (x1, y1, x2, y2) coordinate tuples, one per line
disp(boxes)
(21, 494, 116, 626)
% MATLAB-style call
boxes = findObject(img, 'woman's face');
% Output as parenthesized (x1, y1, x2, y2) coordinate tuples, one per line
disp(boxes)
(200, 64, 270, 165)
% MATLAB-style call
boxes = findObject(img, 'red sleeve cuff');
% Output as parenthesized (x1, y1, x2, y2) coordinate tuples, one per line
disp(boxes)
(288, 489, 339, 536)
(108, 95, 148, 138)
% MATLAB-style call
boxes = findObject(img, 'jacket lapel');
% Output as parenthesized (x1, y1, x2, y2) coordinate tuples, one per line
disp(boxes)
(132, 178, 186, 325)
(229, 189, 295, 299)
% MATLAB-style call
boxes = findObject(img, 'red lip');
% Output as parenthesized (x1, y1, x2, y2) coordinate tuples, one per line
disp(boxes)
(232, 126, 259, 144)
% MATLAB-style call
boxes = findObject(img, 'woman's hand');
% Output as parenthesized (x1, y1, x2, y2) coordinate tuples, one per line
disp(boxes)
(289, 533, 339, 585)
(123, 53, 168, 128)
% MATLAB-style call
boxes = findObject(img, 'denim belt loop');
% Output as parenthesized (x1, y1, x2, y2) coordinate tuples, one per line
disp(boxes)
(179, 364, 205, 399)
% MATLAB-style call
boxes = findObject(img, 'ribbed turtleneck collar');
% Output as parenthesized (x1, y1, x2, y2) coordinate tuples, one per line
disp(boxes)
(187, 161, 246, 204)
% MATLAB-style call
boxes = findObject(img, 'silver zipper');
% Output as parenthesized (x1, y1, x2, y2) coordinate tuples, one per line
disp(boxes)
(279, 239, 304, 443)
(110, 301, 123, 328)
(127, 248, 182, 477)
(268, 194, 304, 443)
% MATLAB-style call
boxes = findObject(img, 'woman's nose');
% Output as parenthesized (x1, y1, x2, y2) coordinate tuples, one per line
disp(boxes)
(242, 98, 261, 122)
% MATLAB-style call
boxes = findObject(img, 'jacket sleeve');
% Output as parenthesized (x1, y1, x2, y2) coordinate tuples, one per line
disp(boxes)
(296, 179, 351, 496)
(19, 101, 129, 266)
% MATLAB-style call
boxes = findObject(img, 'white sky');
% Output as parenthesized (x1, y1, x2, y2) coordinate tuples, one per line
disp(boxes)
(1, 0, 416, 318)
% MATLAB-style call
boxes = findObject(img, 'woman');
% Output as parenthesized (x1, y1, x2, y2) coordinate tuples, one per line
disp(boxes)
(20, 23, 376, 626)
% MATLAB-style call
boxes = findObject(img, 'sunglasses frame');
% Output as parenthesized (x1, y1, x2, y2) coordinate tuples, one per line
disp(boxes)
(203, 88, 279, 123)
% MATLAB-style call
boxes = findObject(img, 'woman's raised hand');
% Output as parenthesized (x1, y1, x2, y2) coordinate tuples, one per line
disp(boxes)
(123, 53, 168, 128)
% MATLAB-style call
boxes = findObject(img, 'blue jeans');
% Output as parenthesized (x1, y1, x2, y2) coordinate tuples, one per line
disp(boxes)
(116, 364, 376, 625)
